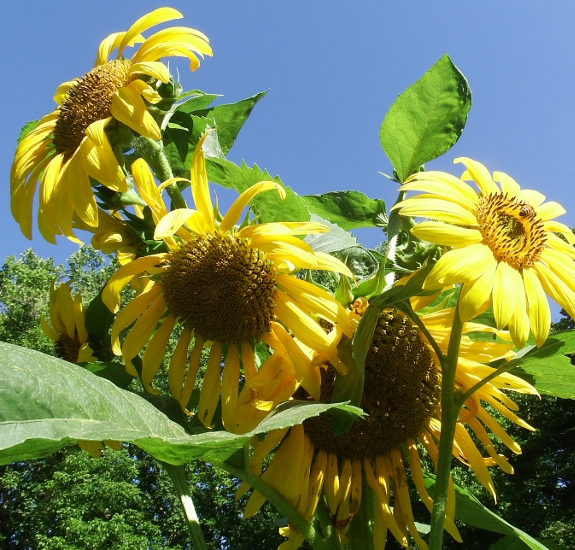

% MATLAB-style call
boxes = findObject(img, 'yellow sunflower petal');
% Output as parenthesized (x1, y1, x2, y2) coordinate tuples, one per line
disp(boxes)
(96, 31, 144, 66)
(411, 221, 483, 248)
(221, 345, 241, 432)
(103, 254, 167, 313)
(271, 322, 320, 400)
(458, 262, 496, 323)
(508, 279, 530, 349)
(274, 290, 333, 354)
(133, 28, 212, 62)
(129, 61, 170, 83)
(395, 197, 479, 226)
(535, 261, 575, 320)
(544, 220, 575, 245)
(168, 327, 193, 402)
(68, 154, 98, 227)
(536, 201, 566, 221)
(53, 80, 76, 105)
(142, 315, 177, 393)
(493, 171, 520, 197)
(117, 7, 183, 59)
(423, 244, 496, 290)
(455, 157, 499, 195)
(190, 131, 215, 232)
(517, 189, 545, 208)
(122, 296, 167, 365)
(523, 268, 551, 347)
(238, 221, 328, 239)
(154, 209, 206, 239)
(110, 83, 161, 140)
(40, 316, 59, 343)
(493, 262, 522, 330)
(220, 182, 286, 233)
(399, 177, 477, 211)
(276, 274, 353, 337)
(197, 342, 223, 428)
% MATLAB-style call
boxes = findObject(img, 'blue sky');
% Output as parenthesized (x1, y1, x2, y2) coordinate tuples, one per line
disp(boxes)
(2, 1, 575, 318)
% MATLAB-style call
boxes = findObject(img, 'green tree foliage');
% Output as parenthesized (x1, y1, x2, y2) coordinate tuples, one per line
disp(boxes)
(0, 248, 283, 549)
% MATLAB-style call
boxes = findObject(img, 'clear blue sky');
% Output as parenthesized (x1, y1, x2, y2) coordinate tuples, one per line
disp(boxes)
(2, 1, 575, 319)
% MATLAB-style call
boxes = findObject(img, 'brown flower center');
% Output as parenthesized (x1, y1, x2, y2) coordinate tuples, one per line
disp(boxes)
(162, 233, 277, 345)
(476, 193, 546, 270)
(54, 333, 82, 363)
(304, 309, 439, 459)
(53, 60, 132, 160)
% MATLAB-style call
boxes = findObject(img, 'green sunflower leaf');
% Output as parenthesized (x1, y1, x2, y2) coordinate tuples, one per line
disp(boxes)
(300, 191, 387, 230)
(195, 91, 267, 155)
(425, 475, 550, 550)
(207, 158, 309, 223)
(175, 91, 220, 114)
(489, 535, 567, 550)
(517, 355, 575, 400)
(380, 53, 472, 182)
(304, 214, 358, 253)
(0, 342, 360, 466)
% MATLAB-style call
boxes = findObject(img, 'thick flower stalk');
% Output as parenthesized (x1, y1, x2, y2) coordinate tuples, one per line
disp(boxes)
(10, 7, 211, 243)
(394, 157, 575, 348)
(102, 133, 354, 433)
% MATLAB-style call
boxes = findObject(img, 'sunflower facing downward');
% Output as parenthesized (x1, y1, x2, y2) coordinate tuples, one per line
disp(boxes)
(10, 7, 212, 243)
(239, 299, 538, 550)
(393, 157, 575, 348)
(102, 134, 354, 432)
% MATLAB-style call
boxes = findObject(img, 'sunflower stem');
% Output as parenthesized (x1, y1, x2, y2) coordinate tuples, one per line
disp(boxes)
(347, 477, 375, 550)
(428, 302, 464, 550)
(315, 496, 343, 550)
(211, 458, 330, 550)
(161, 461, 209, 550)
(132, 136, 187, 209)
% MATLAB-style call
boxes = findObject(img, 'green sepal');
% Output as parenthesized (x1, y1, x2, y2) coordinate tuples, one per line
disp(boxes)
(352, 259, 387, 300)
(335, 275, 354, 307)
(380, 53, 471, 182)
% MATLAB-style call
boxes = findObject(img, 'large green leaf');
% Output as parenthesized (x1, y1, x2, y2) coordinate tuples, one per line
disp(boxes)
(490, 535, 567, 550)
(424, 476, 550, 550)
(379, 54, 471, 182)
(207, 158, 309, 223)
(0, 343, 359, 466)
(195, 91, 267, 155)
(300, 191, 387, 230)
(304, 214, 358, 253)
(518, 355, 575, 400)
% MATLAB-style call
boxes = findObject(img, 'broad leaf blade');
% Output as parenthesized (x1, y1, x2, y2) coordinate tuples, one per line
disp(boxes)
(380, 54, 471, 182)
(301, 191, 387, 230)
(0, 343, 359, 465)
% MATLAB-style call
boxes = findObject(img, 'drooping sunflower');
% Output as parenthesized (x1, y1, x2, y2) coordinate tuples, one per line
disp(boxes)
(102, 134, 354, 432)
(41, 281, 96, 364)
(393, 157, 575, 348)
(239, 298, 538, 550)
(10, 7, 212, 243)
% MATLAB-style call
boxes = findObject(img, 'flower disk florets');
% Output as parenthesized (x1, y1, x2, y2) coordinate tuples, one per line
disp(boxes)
(162, 233, 277, 345)
(54, 332, 82, 363)
(304, 309, 439, 459)
(53, 60, 132, 159)
(476, 192, 547, 270)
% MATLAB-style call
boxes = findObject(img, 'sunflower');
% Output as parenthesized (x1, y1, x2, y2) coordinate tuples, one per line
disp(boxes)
(10, 7, 212, 244)
(101, 134, 354, 432)
(41, 281, 96, 364)
(239, 298, 538, 550)
(393, 157, 575, 348)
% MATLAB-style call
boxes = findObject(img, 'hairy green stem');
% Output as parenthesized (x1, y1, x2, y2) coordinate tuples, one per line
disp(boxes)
(347, 477, 375, 550)
(161, 462, 208, 550)
(132, 136, 187, 209)
(315, 496, 342, 550)
(212, 457, 330, 550)
(428, 302, 464, 550)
